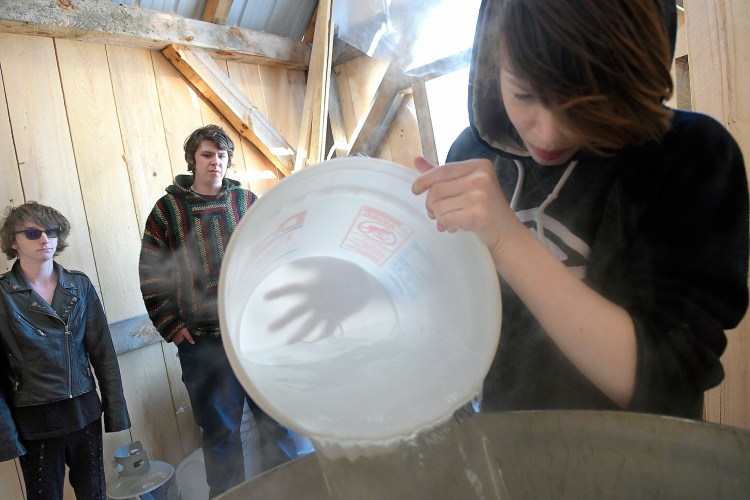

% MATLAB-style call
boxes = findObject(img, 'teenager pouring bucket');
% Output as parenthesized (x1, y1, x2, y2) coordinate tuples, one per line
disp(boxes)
(218, 157, 501, 494)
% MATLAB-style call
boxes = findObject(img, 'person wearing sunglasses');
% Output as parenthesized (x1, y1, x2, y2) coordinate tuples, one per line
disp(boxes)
(0, 201, 131, 499)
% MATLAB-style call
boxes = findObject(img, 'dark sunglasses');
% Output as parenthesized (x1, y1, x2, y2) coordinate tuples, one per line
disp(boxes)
(14, 228, 61, 240)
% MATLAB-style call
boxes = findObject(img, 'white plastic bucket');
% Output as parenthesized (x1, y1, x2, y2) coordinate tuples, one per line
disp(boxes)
(219, 157, 501, 455)
(174, 449, 208, 500)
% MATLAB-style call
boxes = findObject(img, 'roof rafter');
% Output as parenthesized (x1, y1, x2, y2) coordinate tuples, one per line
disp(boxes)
(0, 0, 310, 69)
(345, 50, 470, 157)
(162, 44, 295, 177)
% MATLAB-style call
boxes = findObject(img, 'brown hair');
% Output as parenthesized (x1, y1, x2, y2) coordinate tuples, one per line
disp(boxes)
(0, 201, 72, 259)
(183, 124, 235, 172)
(501, 0, 673, 155)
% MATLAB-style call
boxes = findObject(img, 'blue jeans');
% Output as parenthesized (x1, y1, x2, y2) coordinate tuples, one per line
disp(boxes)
(177, 335, 282, 498)
(19, 419, 104, 500)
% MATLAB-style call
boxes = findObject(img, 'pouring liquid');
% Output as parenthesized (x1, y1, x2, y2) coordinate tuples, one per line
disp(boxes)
(314, 406, 512, 500)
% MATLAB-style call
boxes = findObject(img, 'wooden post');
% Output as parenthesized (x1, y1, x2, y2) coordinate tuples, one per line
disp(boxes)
(348, 63, 411, 156)
(411, 80, 438, 164)
(328, 75, 350, 159)
(202, 0, 234, 25)
(295, 0, 335, 170)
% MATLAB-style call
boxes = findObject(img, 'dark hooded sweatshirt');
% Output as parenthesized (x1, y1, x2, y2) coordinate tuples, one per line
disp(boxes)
(449, 0, 749, 418)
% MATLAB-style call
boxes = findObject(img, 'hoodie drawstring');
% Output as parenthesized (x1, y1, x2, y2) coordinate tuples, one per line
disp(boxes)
(512, 159, 578, 243)
(510, 160, 525, 211)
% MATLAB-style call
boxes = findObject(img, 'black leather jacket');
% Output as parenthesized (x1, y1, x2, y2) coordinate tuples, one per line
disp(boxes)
(0, 261, 130, 461)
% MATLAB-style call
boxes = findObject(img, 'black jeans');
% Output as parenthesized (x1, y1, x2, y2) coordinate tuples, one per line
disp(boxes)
(19, 418, 105, 500)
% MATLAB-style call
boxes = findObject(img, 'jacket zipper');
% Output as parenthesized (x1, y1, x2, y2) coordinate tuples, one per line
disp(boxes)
(26, 296, 73, 399)
(7, 354, 19, 391)
(15, 313, 46, 337)
(64, 323, 72, 398)
(31, 304, 74, 398)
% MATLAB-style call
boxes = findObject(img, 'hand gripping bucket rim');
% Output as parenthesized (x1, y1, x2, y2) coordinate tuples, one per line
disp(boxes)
(219, 157, 501, 454)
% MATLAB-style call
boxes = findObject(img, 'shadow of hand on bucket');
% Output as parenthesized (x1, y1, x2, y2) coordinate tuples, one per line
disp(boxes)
(263, 257, 393, 345)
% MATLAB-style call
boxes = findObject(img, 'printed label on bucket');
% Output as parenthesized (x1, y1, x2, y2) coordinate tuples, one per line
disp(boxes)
(341, 206, 413, 266)
(252, 211, 307, 261)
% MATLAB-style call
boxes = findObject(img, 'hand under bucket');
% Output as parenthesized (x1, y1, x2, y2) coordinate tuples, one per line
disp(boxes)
(218, 157, 501, 459)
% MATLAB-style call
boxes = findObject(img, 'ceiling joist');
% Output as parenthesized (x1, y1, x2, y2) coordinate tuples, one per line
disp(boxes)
(162, 44, 295, 177)
(0, 0, 310, 70)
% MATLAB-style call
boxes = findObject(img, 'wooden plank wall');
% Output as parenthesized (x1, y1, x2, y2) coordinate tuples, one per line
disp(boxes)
(0, 32, 304, 498)
(686, 0, 750, 431)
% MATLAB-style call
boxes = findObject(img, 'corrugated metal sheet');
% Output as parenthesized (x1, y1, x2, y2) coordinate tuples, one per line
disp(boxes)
(227, 0, 318, 40)
(114, 0, 318, 40)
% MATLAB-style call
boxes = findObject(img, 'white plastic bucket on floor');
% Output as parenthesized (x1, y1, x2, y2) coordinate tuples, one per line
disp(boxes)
(175, 449, 208, 500)
(175, 403, 262, 498)
(219, 157, 501, 456)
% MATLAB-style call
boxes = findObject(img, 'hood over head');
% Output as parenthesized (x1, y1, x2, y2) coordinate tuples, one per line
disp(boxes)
(468, 0, 677, 159)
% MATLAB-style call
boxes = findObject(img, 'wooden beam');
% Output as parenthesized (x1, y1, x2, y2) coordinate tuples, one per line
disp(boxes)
(202, 0, 235, 25)
(0, 0, 310, 70)
(308, 0, 335, 165)
(327, 75, 350, 159)
(295, 0, 335, 170)
(330, 48, 469, 159)
(332, 37, 366, 66)
(407, 49, 472, 81)
(411, 80, 438, 164)
(348, 63, 412, 156)
(162, 45, 294, 177)
(303, 5, 318, 43)
(295, 78, 314, 171)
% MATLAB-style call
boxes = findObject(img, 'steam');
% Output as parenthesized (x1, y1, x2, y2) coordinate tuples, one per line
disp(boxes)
(334, 0, 480, 77)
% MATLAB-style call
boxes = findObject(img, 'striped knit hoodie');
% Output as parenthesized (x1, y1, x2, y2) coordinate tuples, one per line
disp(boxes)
(139, 174, 257, 342)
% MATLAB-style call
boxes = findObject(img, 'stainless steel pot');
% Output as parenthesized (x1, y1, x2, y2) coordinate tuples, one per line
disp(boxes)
(218, 411, 750, 499)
